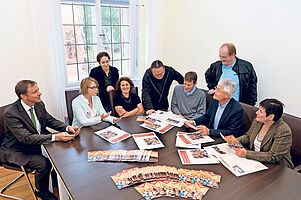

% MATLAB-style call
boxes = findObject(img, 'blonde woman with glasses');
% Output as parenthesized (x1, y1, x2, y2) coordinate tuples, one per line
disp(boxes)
(72, 77, 119, 127)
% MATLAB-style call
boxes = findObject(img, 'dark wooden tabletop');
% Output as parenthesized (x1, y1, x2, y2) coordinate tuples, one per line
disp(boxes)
(44, 116, 301, 200)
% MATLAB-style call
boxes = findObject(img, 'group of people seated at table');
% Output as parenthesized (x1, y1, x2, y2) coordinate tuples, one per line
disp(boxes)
(0, 43, 293, 200)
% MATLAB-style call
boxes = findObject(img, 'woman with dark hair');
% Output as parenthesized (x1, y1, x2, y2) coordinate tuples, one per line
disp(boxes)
(233, 98, 293, 168)
(89, 52, 119, 112)
(113, 77, 144, 118)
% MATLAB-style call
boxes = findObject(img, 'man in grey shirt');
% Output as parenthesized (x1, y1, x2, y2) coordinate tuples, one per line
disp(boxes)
(171, 71, 206, 120)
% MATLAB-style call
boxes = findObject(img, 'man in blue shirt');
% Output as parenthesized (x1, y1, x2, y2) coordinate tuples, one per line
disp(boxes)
(185, 79, 244, 137)
(205, 43, 257, 106)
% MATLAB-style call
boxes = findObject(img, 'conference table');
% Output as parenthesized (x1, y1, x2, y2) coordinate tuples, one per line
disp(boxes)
(43, 115, 301, 200)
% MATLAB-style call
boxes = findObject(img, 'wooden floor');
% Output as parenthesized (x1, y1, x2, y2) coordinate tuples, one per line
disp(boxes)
(0, 166, 37, 200)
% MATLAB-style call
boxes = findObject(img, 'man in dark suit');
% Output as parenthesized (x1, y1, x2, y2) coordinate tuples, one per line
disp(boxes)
(185, 79, 244, 137)
(1, 80, 79, 200)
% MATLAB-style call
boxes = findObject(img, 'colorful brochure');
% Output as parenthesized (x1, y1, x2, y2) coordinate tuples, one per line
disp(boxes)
(179, 132, 215, 144)
(132, 132, 165, 150)
(88, 149, 158, 162)
(204, 143, 268, 177)
(178, 149, 219, 165)
(175, 132, 201, 149)
(135, 180, 209, 200)
(94, 126, 131, 144)
(111, 165, 221, 190)
(148, 110, 186, 127)
(220, 133, 243, 148)
(140, 121, 174, 134)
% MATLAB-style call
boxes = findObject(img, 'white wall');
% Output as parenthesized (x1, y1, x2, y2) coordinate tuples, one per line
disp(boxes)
(0, 0, 40, 105)
(141, 0, 301, 117)
(0, 0, 66, 120)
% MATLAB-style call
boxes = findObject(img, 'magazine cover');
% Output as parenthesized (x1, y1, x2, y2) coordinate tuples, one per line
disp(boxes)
(140, 121, 174, 134)
(178, 149, 219, 165)
(204, 143, 268, 177)
(148, 110, 186, 127)
(94, 125, 131, 144)
(132, 132, 164, 150)
(179, 132, 215, 144)
(175, 132, 201, 149)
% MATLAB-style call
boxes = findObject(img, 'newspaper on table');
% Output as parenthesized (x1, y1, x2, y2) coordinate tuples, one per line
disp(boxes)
(94, 125, 131, 144)
(132, 132, 165, 150)
(178, 132, 215, 144)
(178, 149, 219, 165)
(140, 121, 174, 134)
(175, 132, 201, 149)
(147, 110, 186, 127)
(204, 143, 268, 177)
(88, 149, 158, 162)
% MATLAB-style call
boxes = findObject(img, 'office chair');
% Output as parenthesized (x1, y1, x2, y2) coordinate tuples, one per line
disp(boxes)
(0, 104, 38, 200)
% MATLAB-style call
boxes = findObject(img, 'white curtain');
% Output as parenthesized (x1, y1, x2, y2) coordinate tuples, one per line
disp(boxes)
(28, 0, 67, 121)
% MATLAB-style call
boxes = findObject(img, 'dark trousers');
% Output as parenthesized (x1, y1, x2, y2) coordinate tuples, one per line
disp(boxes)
(24, 155, 52, 192)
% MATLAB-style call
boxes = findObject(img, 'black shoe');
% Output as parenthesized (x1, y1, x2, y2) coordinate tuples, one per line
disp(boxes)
(35, 190, 58, 200)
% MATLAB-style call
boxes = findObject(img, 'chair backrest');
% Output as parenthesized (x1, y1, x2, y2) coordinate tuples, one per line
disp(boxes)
(65, 89, 80, 125)
(109, 87, 138, 117)
(282, 113, 301, 168)
(200, 89, 213, 110)
(0, 104, 12, 146)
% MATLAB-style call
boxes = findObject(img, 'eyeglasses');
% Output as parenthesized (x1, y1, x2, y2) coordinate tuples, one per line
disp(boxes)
(88, 86, 99, 90)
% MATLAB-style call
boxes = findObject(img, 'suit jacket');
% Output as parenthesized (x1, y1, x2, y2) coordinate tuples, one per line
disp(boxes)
(237, 118, 294, 168)
(0, 100, 67, 165)
(194, 98, 244, 137)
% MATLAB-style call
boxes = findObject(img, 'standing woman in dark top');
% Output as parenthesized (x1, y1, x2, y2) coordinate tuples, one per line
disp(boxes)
(114, 77, 144, 118)
(89, 52, 119, 112)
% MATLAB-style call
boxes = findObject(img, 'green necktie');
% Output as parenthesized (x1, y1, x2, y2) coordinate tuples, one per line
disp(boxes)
(29, 107, 37, 129)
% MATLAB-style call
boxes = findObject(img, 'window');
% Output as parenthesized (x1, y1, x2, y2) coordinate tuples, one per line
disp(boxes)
(61, 1, 99, 84)
(101, 4, 131, 75)
(60, 0, 135, 85)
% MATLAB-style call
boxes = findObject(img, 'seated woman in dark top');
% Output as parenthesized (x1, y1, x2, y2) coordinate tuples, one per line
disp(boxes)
(233, 98, 293, 168)
(114, 77, 144, 118)
(89, 52, 119, 112)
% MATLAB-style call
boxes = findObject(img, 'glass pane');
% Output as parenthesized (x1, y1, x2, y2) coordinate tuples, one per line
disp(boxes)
(103, 44, 112, 58)
(66, 64, 78, 83)
(74, 26, 86, 44)
(121, 26, 130, 43)
(86, 26, 97, 44)
(73, 5, 85, 24)
(78, 63, 89, 80)
(101, 6, 111, 25)
(102, 26, 111, 43)
(111, 7, 120, 25)
(87, 45, 98, 62)
(112, 60, 121, 71)
(122, 43, 130, 59)
(112, 26, 120, 43)
(113, 44, 121, 60)
(121, 7, 129, 25)
(65, 44, 77, 64)
(63, 26, 75, 44)
(61, 4, 73, 24)
(84, 5, 96, 25)
(76, 45, 88, 63)
(122, 60, 131, 75)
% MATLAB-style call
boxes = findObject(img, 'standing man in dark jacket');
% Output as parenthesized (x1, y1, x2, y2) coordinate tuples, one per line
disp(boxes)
(142, 60, 184, 115)
(205, 43, 258, 106)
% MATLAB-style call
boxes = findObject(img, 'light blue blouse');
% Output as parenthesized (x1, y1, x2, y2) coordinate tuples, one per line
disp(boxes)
(72, 94, 114, 127)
